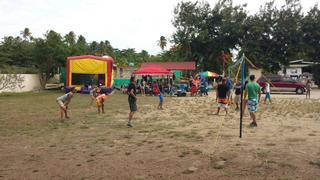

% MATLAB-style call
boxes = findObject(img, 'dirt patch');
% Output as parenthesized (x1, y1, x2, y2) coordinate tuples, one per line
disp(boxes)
(0, 91, 320, 179)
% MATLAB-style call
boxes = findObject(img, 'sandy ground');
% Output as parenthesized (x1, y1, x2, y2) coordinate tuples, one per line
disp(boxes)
(0, 90, 320, 179)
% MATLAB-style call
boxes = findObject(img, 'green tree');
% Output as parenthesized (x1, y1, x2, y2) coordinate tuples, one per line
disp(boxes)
(64, 31, 77, 55)
(88, 41, 98, 55)
(33, 30, 66, 88)
(172, 0, 247, 72)
(0, 36, 34, 68)
(74, 35, 88, 55)
(302, 4, 320, 85)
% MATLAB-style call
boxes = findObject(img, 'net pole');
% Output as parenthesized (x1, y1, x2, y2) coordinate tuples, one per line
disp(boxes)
(240, 54, 245, 138)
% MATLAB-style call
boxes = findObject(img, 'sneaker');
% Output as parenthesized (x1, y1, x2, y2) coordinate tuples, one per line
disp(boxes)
(249, 122, 256, 128)
(127, 123, 133, 128)
(253, 122, 258, 127)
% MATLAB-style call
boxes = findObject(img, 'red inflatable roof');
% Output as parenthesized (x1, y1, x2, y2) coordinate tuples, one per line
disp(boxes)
(141, 61, 195, 70)
(67, 55, 113, 61)
(133, 65, 171, 75)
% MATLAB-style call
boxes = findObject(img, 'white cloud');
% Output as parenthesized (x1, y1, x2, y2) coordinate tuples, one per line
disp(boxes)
(0, 0, 319, 55)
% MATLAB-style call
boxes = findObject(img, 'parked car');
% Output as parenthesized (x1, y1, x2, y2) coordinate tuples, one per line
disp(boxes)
(257, 75, 306, 94)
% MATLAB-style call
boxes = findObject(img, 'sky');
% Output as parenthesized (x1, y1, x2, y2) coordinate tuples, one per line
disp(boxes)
(0, 0, 319, 55)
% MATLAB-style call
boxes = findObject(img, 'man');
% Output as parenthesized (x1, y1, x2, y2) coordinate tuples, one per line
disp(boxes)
(226, 77, 234, 104)
(306, 80, 312, 99)
(215, 78, 229, 115)
(127, 76, 137, 127)
(244, 75, 261, 127)
(234, 81, 242, 111)
(56, 87, 76, 122)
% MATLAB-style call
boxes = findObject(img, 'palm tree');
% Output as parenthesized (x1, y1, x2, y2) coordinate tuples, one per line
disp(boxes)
(20, 28, 32, 41)
(157, 36, 167, 50)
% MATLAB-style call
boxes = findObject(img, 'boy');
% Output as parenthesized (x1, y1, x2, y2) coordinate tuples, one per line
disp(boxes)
(56, 88, 76, 121)
(244, 75, 261, 128)
(234, 81, 242, 111)
(90, 85, 101, 105)
(215, 78, 229, 115)
(226, 77, 234, 104)
(96, 93, 108, 114)
(158, 93, 164, 110)
(264, 79, 272, 104)
(127, 76, 137, 127)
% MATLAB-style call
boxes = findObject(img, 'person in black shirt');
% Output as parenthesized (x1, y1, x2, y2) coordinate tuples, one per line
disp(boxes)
(127, 76, 137, 127)
(215, 78, 229, 115)
(234, 81, 242, 111)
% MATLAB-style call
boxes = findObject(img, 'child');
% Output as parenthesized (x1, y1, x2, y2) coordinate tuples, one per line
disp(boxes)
(306, 80, 312, 99)
(90, 86, 101, 105)
(56, 88, 76, 121)
(234, 81, 242, 111)
(96, 93, 108, 114)
(215, 78, 229, 115)
(264, 79, 272, 104)
(158, 93, 164, 110)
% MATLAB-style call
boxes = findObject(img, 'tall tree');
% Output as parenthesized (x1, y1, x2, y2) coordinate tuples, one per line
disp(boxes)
(74, 35, 88, 55)
(172, 0, 247, 72)
(33, 30, 66, 88)
(20, 28, 32, 41)
(158, 36, 167, 50)
(64, 31, 77, 55)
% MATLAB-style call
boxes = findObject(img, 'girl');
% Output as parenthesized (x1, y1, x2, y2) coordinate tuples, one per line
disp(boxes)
(264, 80, 272, 104)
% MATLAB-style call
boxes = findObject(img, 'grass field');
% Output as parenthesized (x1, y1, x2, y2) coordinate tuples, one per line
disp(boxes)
(0, 91, 320, 179)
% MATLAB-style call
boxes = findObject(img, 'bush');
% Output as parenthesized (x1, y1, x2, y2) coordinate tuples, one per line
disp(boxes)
(0, 65, 38, 74)
(312, 65, 320, 86)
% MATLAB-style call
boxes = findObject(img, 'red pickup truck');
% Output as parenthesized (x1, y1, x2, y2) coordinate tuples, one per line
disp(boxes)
(257, 75, 306, 94)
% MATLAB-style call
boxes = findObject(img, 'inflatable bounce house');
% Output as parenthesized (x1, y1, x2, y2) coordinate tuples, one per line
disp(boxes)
(66, 55, 114, 93)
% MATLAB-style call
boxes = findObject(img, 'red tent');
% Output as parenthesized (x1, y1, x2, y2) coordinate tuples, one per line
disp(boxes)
(133, 65, 171, 75)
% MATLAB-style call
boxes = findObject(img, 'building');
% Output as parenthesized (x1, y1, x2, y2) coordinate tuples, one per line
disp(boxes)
(141, 61, 196, 71)
(141, 61, 196, 78)
(279, 59, 318, 80)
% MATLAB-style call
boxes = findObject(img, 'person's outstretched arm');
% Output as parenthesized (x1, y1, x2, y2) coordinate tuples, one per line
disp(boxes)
(258, 87, 261, 103)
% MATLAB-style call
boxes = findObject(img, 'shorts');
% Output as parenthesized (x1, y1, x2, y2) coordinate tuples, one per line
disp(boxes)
(265, 93, 271, 100)
(129, 98, 137, 112)
(217, 98, 228, 108)
(159, 96, 164, 103)
(56, 100, 65, 109)
(234, 95, 241, 104)
(247, 99, 258, 113)
(96, 99, 104, 106)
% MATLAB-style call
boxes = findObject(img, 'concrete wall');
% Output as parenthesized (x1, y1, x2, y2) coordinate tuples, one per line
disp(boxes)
(0, 74, 41, 93)
(114, 67, 136, 78)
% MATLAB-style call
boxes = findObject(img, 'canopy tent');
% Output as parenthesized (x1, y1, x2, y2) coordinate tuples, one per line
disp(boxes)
(66, 55, 114, 90)
(200, 71, 219, 77)
(132, 65, 171, 75)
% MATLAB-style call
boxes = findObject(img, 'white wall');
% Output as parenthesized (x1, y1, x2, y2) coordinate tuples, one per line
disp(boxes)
(248, 68, 262, 80)
(0, 74, 41, 93)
